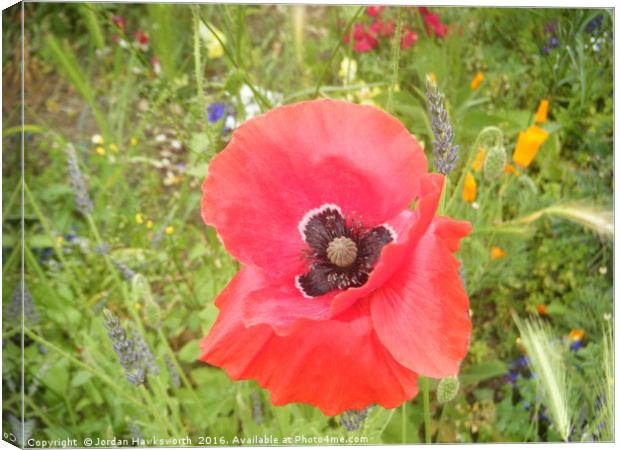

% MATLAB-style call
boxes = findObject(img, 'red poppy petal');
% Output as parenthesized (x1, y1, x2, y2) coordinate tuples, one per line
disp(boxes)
(200, 268, 273, 378)
(201, 100, 427, 277)
(242, 274, 333, 336)
(202, 291, 419, 415)
(369, 216, 472, 378)
(330, 173, 444, 317)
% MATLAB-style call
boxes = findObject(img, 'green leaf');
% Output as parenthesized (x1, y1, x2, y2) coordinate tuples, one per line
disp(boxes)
(178, 339, 201, 363)
(460, 360, 508, 386)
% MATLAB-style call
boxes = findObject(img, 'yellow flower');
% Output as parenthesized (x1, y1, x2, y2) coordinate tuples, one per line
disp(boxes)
(512, 125, 549, 168)
(199, 21, 225, 59)
(130, 137, 138, 146)
(109, 143, 119, 153)
(135, 213, 144, 224)
(146, 220, 154, 229)
(534, 99, 549, 124)
(470, 71, 484, 90)
(490, 246, 506, 260)
(429, 72, 438, 83)
(463, 172, 477, 202)
(134, 303, 142, 311)
(95, 146, 106, 156)
(208, 42, 224, 59)
(165, 226, 174, 235)
(568, 329, 586, 341)
(471, 147, 486, 172)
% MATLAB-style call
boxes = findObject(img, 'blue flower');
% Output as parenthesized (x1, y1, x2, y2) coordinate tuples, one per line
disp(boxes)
(570, 340, 583, 352)
(207, 103, 226, 123)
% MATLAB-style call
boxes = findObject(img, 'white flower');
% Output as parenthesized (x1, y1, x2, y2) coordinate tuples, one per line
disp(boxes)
(338, 57, 357, 83)
(91, 134, 104, 145)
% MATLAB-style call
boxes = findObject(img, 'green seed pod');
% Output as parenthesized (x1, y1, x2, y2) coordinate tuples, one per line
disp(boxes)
(144, 296, 162, 330)
(437, 375, 460, 404)
(483, 143, 507, 181)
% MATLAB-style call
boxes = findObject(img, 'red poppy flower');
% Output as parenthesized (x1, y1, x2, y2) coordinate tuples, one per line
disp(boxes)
(200, 100, 471, 415)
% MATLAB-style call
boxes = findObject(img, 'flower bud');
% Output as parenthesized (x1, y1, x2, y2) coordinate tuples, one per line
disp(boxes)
(483, 143, 507, 181)
(437, 375, 460, 404)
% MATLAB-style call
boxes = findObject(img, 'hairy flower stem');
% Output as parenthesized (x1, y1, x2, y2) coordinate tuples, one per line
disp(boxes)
(422, 377, 432, 443)
(191, 5, 212, 147)
(387, 8, 402, 113)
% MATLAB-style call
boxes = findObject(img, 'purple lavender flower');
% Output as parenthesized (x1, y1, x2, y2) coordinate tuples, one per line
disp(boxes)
(425, 77, 459, 175)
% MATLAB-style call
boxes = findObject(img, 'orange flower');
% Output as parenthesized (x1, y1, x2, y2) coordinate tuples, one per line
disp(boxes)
(536, 304, 547, 315)
(429, 72, 438, 82)
(471, 147, 486, 172)
(462, 172, 477, 202)
(512, 125, 549, 168)
(470, 71, 484, 90)
(534, 99, 549, 124)
(503, 163, 521, 176)
(490, 246, 505, 260)
(568, 329, 586, 342)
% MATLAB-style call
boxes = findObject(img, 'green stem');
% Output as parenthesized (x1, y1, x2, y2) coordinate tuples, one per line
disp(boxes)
(157, 328, 194, 391)
(422, 377, 432, 444)
(386, 8, 402, 113)
(191, 5, 211, 142)
(313, 6, 364, 98)
(401, 401, 407, 443)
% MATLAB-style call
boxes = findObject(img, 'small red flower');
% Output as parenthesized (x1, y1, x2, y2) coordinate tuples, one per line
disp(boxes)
(344, 23, 379, 53)
(370, 19, 396, 38)
(400, 28, 419, 50)
(419, 7, 449, 38)
(133, 29, 150, 50)
(200, 100, 471, 415)
(367, 5, 385, 17)
(111, 15, 126, 34)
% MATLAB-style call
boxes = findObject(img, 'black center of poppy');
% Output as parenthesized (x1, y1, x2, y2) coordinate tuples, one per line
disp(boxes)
(296, 205, 396, 298)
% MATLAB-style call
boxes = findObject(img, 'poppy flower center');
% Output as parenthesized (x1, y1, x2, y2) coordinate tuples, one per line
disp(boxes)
(296, 204, 396, 298)
(326, 237, 358, 267)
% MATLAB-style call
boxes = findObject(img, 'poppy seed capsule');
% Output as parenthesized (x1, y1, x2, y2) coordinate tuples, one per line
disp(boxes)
(326, 237, 358, 267)
(437, 375, 460, 404)
(483, 143, 506, 181)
